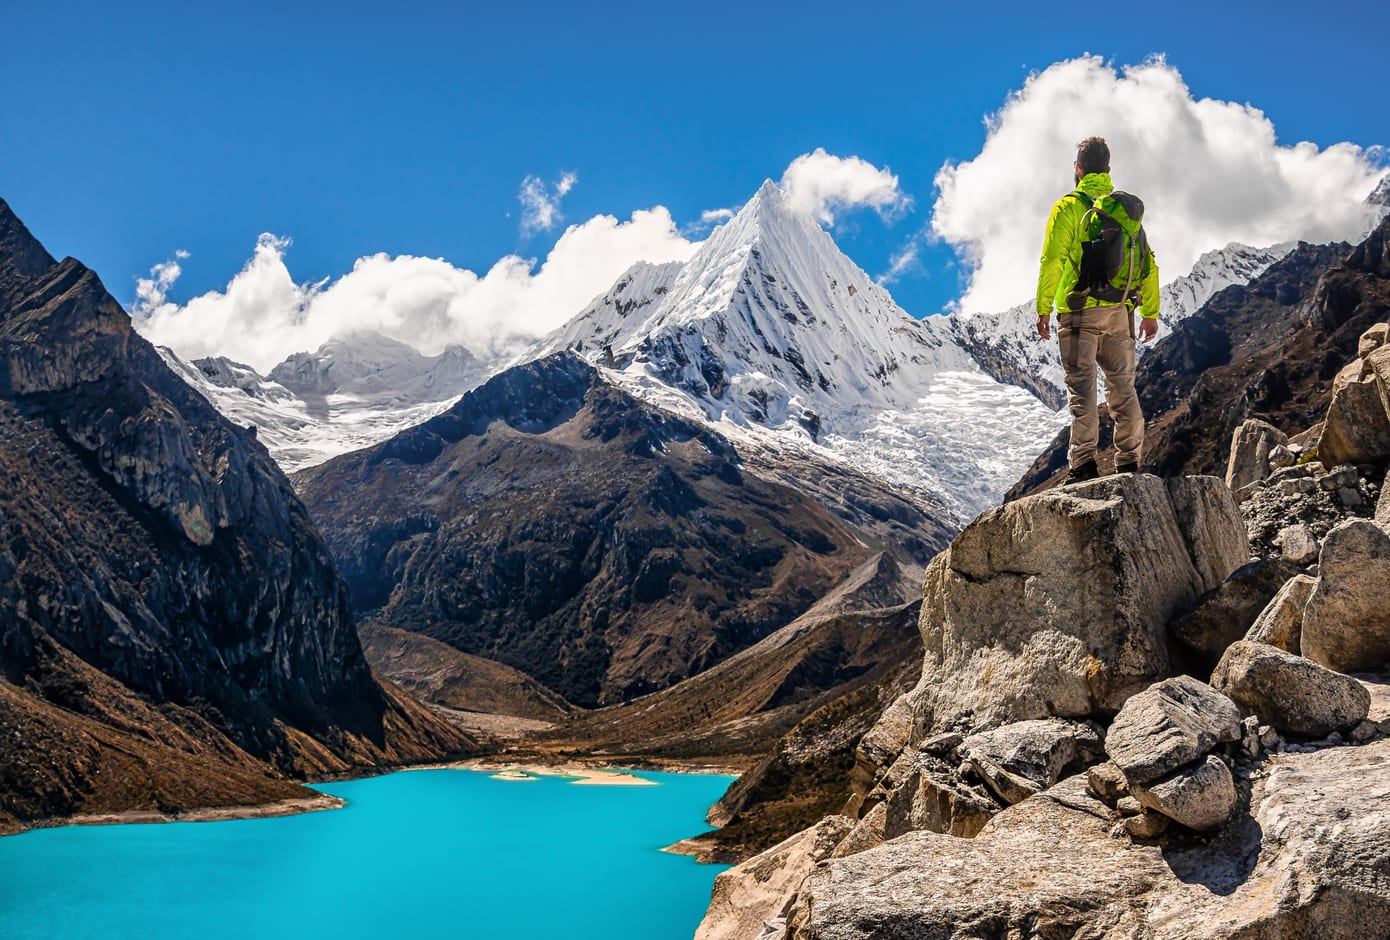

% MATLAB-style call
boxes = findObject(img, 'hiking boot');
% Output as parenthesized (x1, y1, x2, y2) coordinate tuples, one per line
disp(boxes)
(1114, 460, 1140, 474)
(1063, 460, 1099, 484)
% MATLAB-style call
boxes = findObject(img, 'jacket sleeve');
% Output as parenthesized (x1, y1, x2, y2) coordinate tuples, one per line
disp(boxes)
(1036, 197, 1071, 317)
(1137, 240, 1160, 319)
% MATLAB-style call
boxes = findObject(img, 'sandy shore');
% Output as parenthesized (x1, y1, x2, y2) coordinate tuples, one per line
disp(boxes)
(451, 759, 658, 785)
(58, 794, 346, 830)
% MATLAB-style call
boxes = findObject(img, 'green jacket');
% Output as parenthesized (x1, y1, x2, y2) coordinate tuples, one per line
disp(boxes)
(1036, 172, 1160, 319)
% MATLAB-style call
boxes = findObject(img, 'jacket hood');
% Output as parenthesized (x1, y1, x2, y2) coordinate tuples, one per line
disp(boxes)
(1077, 172, 1114, 196)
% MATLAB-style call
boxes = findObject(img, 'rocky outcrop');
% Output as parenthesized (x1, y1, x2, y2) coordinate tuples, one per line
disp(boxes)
(1225, 418, 1287, 490)
(791, 740, 1390, 939)
(1317, 369, 1390, 466)
(1213, 640, 1370, 738)
(898, 474, 1246, 739)
(0, 197, 472, 830)
(1104, 676, 1242, 787)
(960, 718, 1104, 806)
(882, 753, 1000, 839)
(696, 814, 853, 940)
(1301, 519, 1390, 672)
(719, 227, 1390, 936)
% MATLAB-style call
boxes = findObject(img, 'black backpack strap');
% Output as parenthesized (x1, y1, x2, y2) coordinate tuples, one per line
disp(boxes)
(1071, 190, 1094, 208)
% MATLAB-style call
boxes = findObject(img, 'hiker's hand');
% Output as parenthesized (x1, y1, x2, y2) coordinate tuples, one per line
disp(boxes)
(1138, 318, 1159, 343)
(1037, 315, 1051, 340)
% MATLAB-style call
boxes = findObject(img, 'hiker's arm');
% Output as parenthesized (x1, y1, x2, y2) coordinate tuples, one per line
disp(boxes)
(1137, 242, 1160, 341)
(1036, 198, 1069, 320)
(1137, 243, 1160, 319)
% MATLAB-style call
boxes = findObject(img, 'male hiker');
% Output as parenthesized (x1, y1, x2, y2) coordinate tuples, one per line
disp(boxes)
(1036, 136, 1159, 483)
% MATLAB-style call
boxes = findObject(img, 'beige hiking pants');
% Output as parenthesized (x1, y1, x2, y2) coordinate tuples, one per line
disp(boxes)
(1058, 305, 1144, 468)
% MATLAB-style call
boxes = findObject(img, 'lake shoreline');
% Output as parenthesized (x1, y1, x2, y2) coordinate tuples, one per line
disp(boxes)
(5, 793, 345, 838)
(2, 754, 740, 838)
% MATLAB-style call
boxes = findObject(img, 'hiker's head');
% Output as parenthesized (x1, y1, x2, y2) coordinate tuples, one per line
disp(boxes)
(1074, 136, 1110, 182)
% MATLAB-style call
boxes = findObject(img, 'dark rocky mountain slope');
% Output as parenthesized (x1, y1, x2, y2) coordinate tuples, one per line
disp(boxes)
(297, 353, 954, 709)
(1010, 218, 1390, 493)
(0, 198, 472, 832)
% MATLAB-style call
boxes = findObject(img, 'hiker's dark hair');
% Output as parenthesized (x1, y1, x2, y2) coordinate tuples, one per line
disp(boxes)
(1076, 137, 1110, 174)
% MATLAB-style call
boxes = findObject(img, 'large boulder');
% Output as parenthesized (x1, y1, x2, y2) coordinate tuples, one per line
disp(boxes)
(696, 814, 853, 940)
(1212, 640, 1371, 737)
(1129, 754, 1237, 832)
(1169, 558, 1301, 672)
(790, 741, 1390, 940)
(1359, 322, 1389, 359)
(1369, 344, 1390, 418)
(1317, 371, 1390, 468)
(1245, 573, 1316, 654)
(1302, 520, 1390, 673)
(1226, 418, 1287, 491)
(902, 475, 1247, 737)
(960, 718, 1104, 806)
(1104, 675, 1242, 785)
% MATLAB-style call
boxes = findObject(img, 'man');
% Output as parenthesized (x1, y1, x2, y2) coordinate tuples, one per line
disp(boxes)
(1036, 136, 1159, 483)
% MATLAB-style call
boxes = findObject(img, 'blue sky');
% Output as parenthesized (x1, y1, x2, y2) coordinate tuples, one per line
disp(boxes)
(3, 0, 1386, 348)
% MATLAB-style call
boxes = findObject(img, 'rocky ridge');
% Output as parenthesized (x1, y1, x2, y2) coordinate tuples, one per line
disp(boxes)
(698, 318, 1390, 936)
(0, 198, 473, 833)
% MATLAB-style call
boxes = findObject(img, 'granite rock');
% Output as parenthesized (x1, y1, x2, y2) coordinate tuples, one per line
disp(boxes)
(791, 741, 1390, 940)
(960, 718, 1105, 806)
(697, 814, 853, 940)
(1104, 676, 1242, 786)
(896, 474, 1246, 739)
(1169, 558, 1301, 671)
(1213, 640, 1371, 738)
(1130, 754, 1238, 832)
(1225, 418, 1287, 491)
(1302, 520, 1390, 673)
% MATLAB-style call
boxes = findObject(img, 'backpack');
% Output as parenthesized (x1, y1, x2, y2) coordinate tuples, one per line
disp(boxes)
(1065, 190, 1150, 311)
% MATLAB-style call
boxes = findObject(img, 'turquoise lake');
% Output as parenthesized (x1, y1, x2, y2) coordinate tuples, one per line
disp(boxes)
(0, 768, 735, 940)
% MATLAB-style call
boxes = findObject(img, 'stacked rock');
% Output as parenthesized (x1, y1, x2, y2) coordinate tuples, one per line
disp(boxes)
(1090, 676, 1243, 835)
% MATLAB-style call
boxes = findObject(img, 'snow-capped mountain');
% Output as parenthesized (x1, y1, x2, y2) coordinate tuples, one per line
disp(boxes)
(163, 176, 1310, 522)
(523, 181, 1307, 522)
(526, 180, 1063, 522)
(1370, 174, 1390, 207)
(161, 331, 490, 472)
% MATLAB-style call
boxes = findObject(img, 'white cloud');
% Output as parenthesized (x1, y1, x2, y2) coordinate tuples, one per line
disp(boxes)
(779, 148, 911, 225)
(133, 257, 183, 311)
(519, 171, 578, 236)
(133, 208, 698, 373)
(680, 206, 739, 237)
(878, 233, 926, 286)
(933, 56, 1385, 315)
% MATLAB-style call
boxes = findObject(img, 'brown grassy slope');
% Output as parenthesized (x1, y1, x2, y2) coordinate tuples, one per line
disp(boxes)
(359, 622, 573, 722)
(528, 551, 921, 761)
(0, 640, 307, 835)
